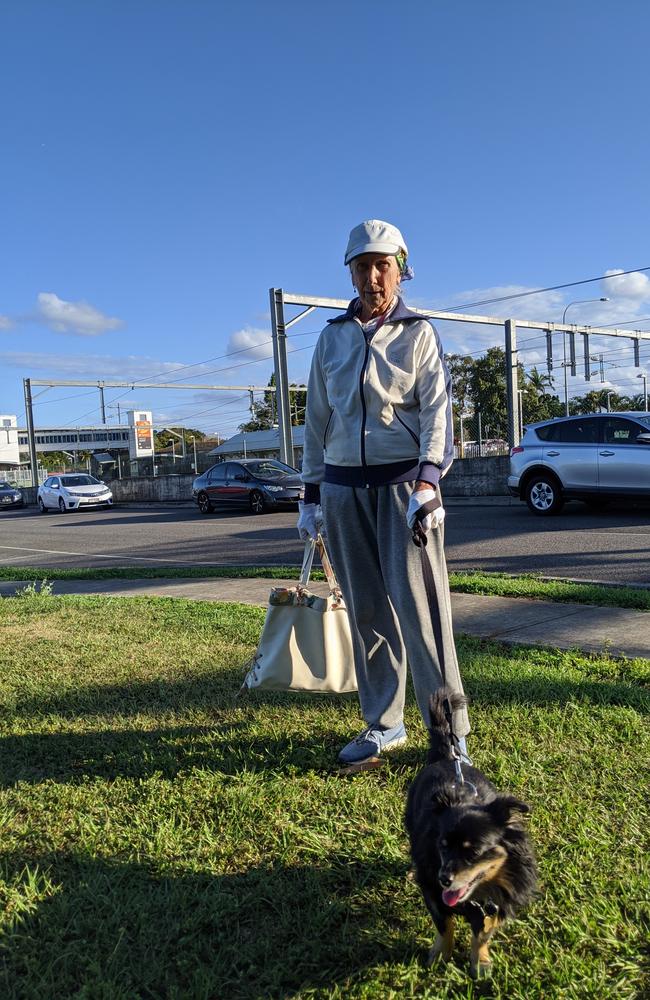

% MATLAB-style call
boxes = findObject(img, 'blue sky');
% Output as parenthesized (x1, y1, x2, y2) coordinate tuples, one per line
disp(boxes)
(2, 0, 650, 436)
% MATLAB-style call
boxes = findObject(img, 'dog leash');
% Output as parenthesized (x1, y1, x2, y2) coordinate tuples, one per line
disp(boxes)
(412, 516, 477, 797)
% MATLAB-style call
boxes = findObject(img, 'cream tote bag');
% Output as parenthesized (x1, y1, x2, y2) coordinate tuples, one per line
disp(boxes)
(242, 536, 357, 694)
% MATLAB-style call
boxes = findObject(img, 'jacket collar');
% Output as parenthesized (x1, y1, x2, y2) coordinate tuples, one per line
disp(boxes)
(327, 296, 426, 325)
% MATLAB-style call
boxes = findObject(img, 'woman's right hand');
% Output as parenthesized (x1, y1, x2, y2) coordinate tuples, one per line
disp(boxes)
(297, 501, 324, 540)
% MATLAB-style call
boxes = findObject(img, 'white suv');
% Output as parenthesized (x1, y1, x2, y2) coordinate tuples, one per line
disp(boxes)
(509, 412, 650, 514)
(38, 474, 113, 513)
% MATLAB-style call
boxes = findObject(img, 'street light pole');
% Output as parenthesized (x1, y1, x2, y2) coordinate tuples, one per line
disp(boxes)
(637, 373, 648, 412)
(561, 298, 609, 416)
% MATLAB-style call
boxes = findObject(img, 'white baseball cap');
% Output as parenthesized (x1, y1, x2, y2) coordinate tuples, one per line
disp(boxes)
(344, 219, 408, 265)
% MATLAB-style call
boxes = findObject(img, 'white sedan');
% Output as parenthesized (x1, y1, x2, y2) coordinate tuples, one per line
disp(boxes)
(38, 474, 113, 513)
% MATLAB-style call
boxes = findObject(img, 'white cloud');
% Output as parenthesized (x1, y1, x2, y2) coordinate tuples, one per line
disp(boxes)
(36, 292, 124, 336)
(0, 315, 13, 330)
(601, 270, 650, 301)
(225, 326, 273, 361)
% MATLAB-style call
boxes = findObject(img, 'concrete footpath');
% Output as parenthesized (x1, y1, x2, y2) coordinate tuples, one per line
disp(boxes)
(2, 577, 648, 660)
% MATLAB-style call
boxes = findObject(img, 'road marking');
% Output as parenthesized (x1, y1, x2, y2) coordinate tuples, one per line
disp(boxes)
(0, 544, 216, 567)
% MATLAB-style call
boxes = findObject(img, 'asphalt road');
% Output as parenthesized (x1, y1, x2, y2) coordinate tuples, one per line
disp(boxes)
(1, 500, 649, 584)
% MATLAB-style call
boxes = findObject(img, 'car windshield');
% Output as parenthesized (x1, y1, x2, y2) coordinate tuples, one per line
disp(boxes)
(245, 461, 297, 480)
(60, 475, 100, 487)
(635, 415, 650, 430)
(0, 482, 16, 491)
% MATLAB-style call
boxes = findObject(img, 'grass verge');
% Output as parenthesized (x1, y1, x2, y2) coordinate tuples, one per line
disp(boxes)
(0, 564, 649, 610)
(0, 593, 648, 998)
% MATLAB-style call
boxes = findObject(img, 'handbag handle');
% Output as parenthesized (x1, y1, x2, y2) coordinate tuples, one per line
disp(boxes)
(299, 538, 318, 586)
(298, 535, 342, 595)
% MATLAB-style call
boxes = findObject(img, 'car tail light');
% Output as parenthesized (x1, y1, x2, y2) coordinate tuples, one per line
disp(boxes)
(510, 446, 524, 456)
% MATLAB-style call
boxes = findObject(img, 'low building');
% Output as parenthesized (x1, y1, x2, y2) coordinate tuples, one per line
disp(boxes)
(17, 425, 131, 454)
(208, 426, 305, 467)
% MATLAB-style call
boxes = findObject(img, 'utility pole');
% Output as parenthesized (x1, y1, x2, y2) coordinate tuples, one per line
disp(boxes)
(23, 378, 39, 487)
(504, 319, 520, 448)
(269, 288, 294, 466)
(99, 386, 106, 424)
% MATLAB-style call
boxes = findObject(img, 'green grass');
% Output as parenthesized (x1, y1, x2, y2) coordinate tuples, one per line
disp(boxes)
(1, 564, 649, 610)
(447, 572, 650, 610)
(0, 594, 648, 998)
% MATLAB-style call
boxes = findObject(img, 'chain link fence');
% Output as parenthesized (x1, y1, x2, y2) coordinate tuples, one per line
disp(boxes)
(453, 411, 509, 459)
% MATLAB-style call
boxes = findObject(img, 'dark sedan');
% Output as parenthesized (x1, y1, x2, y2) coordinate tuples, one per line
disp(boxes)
(0, 481, 24, 509)
(192, 459, 304, 515)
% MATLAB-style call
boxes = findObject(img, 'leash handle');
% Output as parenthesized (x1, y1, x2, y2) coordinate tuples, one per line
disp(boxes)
(411, 519, 428, 547)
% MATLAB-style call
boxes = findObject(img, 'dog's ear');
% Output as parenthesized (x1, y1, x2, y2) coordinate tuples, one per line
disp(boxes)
(487, 795, 531, 826)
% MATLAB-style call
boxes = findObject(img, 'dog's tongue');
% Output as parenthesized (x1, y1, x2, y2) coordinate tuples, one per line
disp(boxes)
(442, 888, 465, 907)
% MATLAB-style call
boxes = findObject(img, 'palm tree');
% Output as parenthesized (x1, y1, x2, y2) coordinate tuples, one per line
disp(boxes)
(526, 366, 554, 395)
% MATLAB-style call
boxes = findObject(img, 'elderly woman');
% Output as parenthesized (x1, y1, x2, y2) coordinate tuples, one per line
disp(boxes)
(298, 219, 470, 765)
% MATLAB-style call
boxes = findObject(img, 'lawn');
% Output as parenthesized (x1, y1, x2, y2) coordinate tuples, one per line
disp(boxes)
(0, 593, 648, 999)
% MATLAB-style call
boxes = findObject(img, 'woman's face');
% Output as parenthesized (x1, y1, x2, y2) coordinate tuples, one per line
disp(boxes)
(350, 253, 401, 320)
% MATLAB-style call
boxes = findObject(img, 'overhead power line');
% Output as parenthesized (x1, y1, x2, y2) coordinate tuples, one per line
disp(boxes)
(442, 265, 650, 313)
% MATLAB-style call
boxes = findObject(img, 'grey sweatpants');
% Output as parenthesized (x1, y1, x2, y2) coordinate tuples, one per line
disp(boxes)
(320, 481, 470, 738)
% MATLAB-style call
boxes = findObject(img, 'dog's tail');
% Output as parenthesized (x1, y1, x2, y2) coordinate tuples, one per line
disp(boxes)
(426, 688, 467, 763)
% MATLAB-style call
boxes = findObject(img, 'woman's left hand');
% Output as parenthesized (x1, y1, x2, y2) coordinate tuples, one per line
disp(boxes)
(406, 485, 445, 533)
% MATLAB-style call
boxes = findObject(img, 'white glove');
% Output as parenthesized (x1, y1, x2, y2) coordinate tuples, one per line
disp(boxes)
(406, 487, 445, 533)
(297, 501, 324, 541)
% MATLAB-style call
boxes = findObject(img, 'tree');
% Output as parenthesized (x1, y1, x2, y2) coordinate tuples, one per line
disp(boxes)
(239, 374, 275, 433)
(446, 354, 475, 438)
(289, 383, 307, 425)
(39, 450, 73, 471)
(526, 366, 554, 395)
(238, 374, 307, 433)
(469, 347, 508, 439)
(521, 367, 564, 423)
(154, 427, 206, 450)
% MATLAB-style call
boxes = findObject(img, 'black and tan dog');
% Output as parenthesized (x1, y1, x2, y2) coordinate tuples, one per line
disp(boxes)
(405, 690, 536, 979)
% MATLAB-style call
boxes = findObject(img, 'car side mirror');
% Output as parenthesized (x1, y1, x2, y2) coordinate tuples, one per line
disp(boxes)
(636, 433, 650, 445)
(52, 483, 60, 489)
(234, 474, 248, 481)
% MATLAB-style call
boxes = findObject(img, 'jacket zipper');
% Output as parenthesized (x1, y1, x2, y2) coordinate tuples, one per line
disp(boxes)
(393, 407, 420, 446)
(358, 336, 370, 480)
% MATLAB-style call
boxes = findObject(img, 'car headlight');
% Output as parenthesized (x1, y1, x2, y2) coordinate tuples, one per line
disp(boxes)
(263, 485, 284, 492)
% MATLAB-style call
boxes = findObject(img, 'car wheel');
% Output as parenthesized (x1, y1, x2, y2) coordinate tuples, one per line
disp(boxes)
(38, 497, 48, 514)
(197, 491, 213, 515)
(58, 497, 66, 513)
(249, 490, 267, 515)
(525, 473, 564, 515)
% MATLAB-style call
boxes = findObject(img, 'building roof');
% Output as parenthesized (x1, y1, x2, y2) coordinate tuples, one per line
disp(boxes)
(208, 425, 305, 456)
